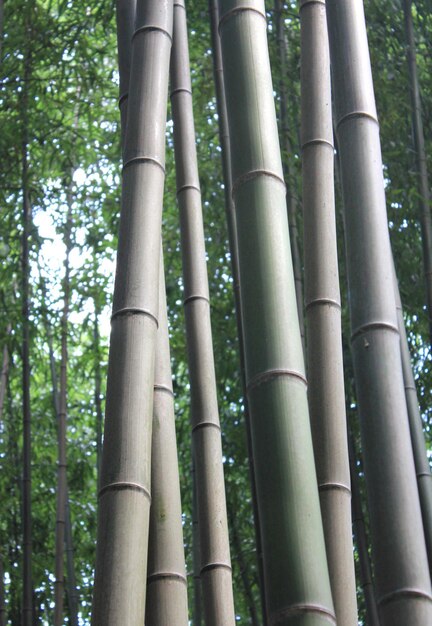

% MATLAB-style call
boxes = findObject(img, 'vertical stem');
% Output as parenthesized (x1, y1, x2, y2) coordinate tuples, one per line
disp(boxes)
(326, 2, 432, 623)
(403, 0, 432, 345)
(93, 302, 103, 482)
(0, 554, 4, 626)
(191, 456, 203, 626)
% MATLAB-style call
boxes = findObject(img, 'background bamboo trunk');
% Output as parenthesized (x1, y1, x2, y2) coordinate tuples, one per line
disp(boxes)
(92, 2, 173, 623)
(93, 302, 103, 482)
(54, 185, 72, 626)
(218, 1, 335, 623)
(0, 555, 4, 626)
(403, 0, 432, 345)
(192, 458, 203, 626)
(348, 434, 380, 626)
(170, 2, 235, 624)
(393, 265, 432, 571)
(145, 254, 189, 625)
(274, 0, 305, 346)
(116, 0, 136, 158)
(300, 1, 357, 623)
(208, 1, 267, 620)
(326, 2, 432, 623)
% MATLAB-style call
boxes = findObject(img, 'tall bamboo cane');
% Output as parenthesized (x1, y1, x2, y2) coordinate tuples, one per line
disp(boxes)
(218, 1, 335, 623)
(92, 2, 173, 623)
(300, 1, 357, 623)
(326, 2, 432, 623)
(403, 0, 432, 345)
(170, 3, 235, 623)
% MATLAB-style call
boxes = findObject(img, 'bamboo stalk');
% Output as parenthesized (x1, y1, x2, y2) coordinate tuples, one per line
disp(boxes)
(326, 2, 432, 623)
(208, 1, 266, 621)
(192, 456, 203, 626)
(0, 554, 4, 626)
(218, 1, 335, 623)
(116, 0, 136, 159)
(170, 3, 235, 624)
(403, 0, 432, 345)
(145, 252, 189, 625)
(300, 1, 357, 623)
(92, 2, 173, 623)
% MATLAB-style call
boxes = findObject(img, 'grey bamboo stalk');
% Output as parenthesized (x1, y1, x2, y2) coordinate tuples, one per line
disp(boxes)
(326, 2, 432, 623)
(92, 2, 173, 624)
(403, 0, 432, 344)
(0, 327, 10, 423)
(145, 253, 189, 625)
(218, 1, 335, 623)
(274, 0, 305, 345)
(348, 433, 380, 626)
(116, 0, 136, 159)
(208, 1, 267, 620)
(170, 3, 235, 624)
(93, 301, 103, 482)
(300, 2, 357, 623)
(393, 264, 432, 571)
(54, 189, 73, 626)
(192, 457, 203, 626)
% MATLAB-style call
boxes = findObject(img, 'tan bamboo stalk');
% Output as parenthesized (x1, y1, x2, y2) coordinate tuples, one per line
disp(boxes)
(208, 1, 266, 620)
(300, 1, 357, 623)
(92, 2, 173, 623)
(393, 264, 432, 571)
(403, 0, 432, 344)
(274, 0, 305, 345)
(326, 2, 432, 623)
(348, 433, 380, 626)
(145, 253, 189, 625)
(170, 3, 235, 624)
(218, 1, 335, 623)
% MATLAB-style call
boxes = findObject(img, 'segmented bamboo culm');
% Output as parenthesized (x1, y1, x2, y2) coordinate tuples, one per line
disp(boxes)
(326, 1, 432, 623)
(170, 3, 235, 623)
(92, 2, 173, 624)
(218, 1, 335, 623)
(300, 1, 357, 623)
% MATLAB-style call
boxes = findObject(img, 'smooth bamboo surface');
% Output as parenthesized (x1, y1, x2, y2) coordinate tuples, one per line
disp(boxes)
(170, 3, 235, 624)
(116, 0, 136, 157)
(218, 1, 335, 624)
(327, 1, 432, 623)
(146, 255, 189, 625)
(92, 2, 173, 624)
(300, 1, 357, 623)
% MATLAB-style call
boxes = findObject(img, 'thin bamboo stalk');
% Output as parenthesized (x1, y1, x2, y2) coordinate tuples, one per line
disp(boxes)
(116, 0, 136, 159)
(326, 2, 432, 623)
(218, 1, 335, 623)
(93, 302, 103, 482)
(54, 189, 72, 626)
(393, 264, 432, 571)
(274, 0, 305, 346)
(170, 3, 235, 624)
(349, 433, 380, 626)
(300, 1, 357, 623)
(92, 2, 173, 623)
(207, 1, 266, 621)
(145, 253, 189, 625)
(0, 331, 9, 421)
(0, 555, 4, 626)
(403, 0, 432, 344)
(192, 457, 203, 626)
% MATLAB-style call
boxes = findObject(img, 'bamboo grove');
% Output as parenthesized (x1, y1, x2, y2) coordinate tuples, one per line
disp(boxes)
(0, 0, 432, 624)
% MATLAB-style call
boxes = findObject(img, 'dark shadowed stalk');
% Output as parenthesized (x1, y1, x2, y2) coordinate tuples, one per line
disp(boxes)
(300, 1, 357, 623)
(348, 433, 380, 626)
(208, 1, 266, 621)
(0, 326, 10, 422)
(326, 1, 432, 623)
(170, 2, 235, 624)
(218, 1, 335, 623)
(92, 2, 173, 623)
(93, 300, 103, 481)
(145, 254, 189, 625)
(274, 0, 305, 345)
(0, 555, 4, 626)
(393, 264, 432, 571)
(403, 0, 432, 344)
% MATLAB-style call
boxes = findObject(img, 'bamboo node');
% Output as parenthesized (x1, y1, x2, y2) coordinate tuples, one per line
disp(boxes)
(111, 306, 158, 327)
(336, 110, 379, 131)
(183, 294, 210, 307)
(218, 6, 266, 34)
(301, 137, 334, 151)
(305, 297, 341, 311)
(170, 87, 193, 98)
(200, 561, 232, 575)
(132, 25, 173, 44)
(247, 368, 307, 392)
(153, 383, 174, 397)
(177, 183, 201, 196)
(122, 155, 165, 174)
(318, 481, 351, 496)
(231, 168, 286, 199)
(147, 571, 187, 585)
(118, 91, 128, 107)
(299, 0, 326, 8)
(351, 321, 399, 342)
(270, 603, 336, 624)
(98, 481, 151, 503)
(192, 421, 221, 434)
(377, 587, 432, 607)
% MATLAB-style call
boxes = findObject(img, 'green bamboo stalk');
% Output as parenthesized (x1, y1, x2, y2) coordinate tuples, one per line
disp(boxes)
(326, 2, 432, 623)
(402, 0, 432, 345)
(393, 263, 432, 571)
(92, 2, 173, 623)
(274, 0, 305, 346)
(300, 1, 357, 623)
(208, 1, 267, 620)
(218, 1, 335, 624)
(145, 252, 189, 625)
(170, 3, 236, 625)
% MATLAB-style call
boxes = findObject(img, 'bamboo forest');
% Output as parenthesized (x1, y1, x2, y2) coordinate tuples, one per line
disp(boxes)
(2, 0, 432, 624)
